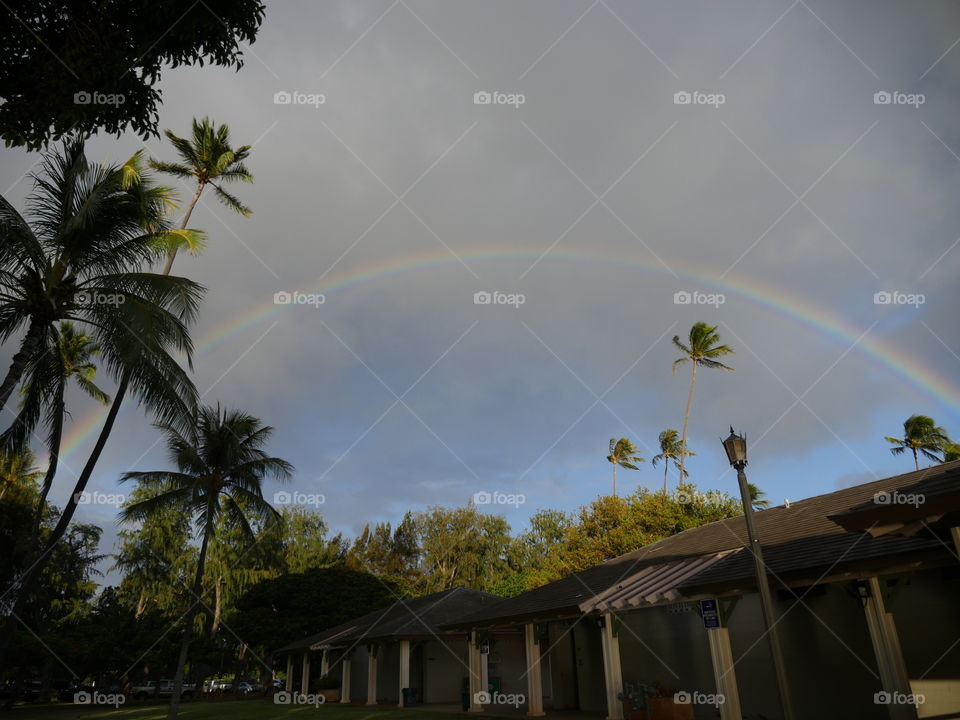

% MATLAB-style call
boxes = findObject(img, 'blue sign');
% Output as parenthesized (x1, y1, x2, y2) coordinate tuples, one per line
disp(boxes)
(699, 599, 721, 629)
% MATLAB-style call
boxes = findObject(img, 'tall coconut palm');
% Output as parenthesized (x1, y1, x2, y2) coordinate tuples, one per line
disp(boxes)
(885, 415, 950, 470)
(119, 405, 292, 720)
(150, 117, 253, 275)
(606, 438, 644, 497)
(651, 428, 694, 494)
(0, 138, 204, 670)
(672, 322, 734, 478)
(4, 322, 109, 527)
(0, 448, 41, 500)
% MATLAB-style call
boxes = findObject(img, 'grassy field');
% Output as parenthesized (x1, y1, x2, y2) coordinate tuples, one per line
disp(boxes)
(7, 699, 469, 720)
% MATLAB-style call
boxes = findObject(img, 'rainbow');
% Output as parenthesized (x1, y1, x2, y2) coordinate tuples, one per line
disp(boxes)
(57, 248, 960, 462)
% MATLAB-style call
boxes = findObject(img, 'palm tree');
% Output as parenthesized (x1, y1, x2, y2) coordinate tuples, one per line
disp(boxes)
(747, 482, 769, 510)
(672, 322, 734, 478)
(0, 138, 204, 670)
(0, 448, 41, 500)
(120, 405, 292, 720)
(150, 117, 253, 275)
(885, 415, 950, 470)
(606, 438, 644, 496)
(651, 428, 694, 494)
(4, 322, 109, 525)
(943, 442, 960, 463)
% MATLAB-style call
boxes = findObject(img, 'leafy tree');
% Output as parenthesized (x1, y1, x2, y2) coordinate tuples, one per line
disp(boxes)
(606, 438, 644, 496)
(150, 118, 253, 274)
(672, 322, 734, 478)
(6, 322, 109, 527)
(651, 428, 693, 494)
(943, 442, 960, 463)
(0, 140, 203, 670)
(0, 447, 40, 500)
(273, 506, 345, 575)
(885, 414, 950, 470)
(0, 1, 266, 149)
(120, 405, 292, 720)
(747, 482, 769, 510)
(233, 567, 398, 660)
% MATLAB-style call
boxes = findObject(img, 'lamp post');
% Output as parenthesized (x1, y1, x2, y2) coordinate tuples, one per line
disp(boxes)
(721, 428, 794, 720)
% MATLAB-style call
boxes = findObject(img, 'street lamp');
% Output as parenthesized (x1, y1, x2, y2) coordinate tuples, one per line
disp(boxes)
(721, 428, 795, 720)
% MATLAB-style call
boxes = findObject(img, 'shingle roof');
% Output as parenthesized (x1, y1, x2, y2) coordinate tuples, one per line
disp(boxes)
(444, 463, 959, 628)
(275, 587, 501, 654)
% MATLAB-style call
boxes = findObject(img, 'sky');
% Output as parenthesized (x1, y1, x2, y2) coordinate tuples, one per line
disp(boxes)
(2, 0, 960, 582)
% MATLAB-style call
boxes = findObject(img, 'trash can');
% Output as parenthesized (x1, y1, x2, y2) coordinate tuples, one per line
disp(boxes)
(402, 688, 412, 707)
(460, 689, 470, 711)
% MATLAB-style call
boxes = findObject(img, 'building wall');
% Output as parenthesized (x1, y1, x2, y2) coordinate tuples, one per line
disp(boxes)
(571, 619, 606, 713)
(376, 642, 400, 703)
(547, 620, 578, 710)
(349, 645, 369, 701)
(488, 632, 527, 698)
(421, 637, 469, 703)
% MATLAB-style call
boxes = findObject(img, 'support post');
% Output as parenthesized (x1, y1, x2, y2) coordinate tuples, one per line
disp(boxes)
(599, 614, 624, 720)
(286, 655, 294, 692)
(706, 627, 743, 720)
(864, 577, 917, 720)
(951, 526, 960, 562)
(524, 623, 545, 717)
(302, 651, 311, 695)
(468, 631, 485, 712)
(321, 649, 330, 678)
(367, 645, 378, 705)
(398, 640, 411, 707)
(341, 656, 352, 703)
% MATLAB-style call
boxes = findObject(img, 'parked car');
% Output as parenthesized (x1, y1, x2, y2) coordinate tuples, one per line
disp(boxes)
(237, 681, 262, 694)
(130, 679, 196, 700)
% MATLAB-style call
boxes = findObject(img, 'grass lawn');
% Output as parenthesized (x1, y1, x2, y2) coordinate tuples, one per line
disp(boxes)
(8, 700, 469, 720)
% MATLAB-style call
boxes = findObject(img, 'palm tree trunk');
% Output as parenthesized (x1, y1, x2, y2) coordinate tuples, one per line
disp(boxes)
(0, 373, 130, 671)
(663, 462, 669, 495)
(0, 318, 45, 412)
(679, 362, 698, 479)
(167, 520, 212, 720)
(612, 463, 617, 497)
(161, 181, 205, 276)
(33, 386, 64, 533)
(912, 448, 919, 471)
(135, 589, 147, 619)
(211, 576, 223, 635)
